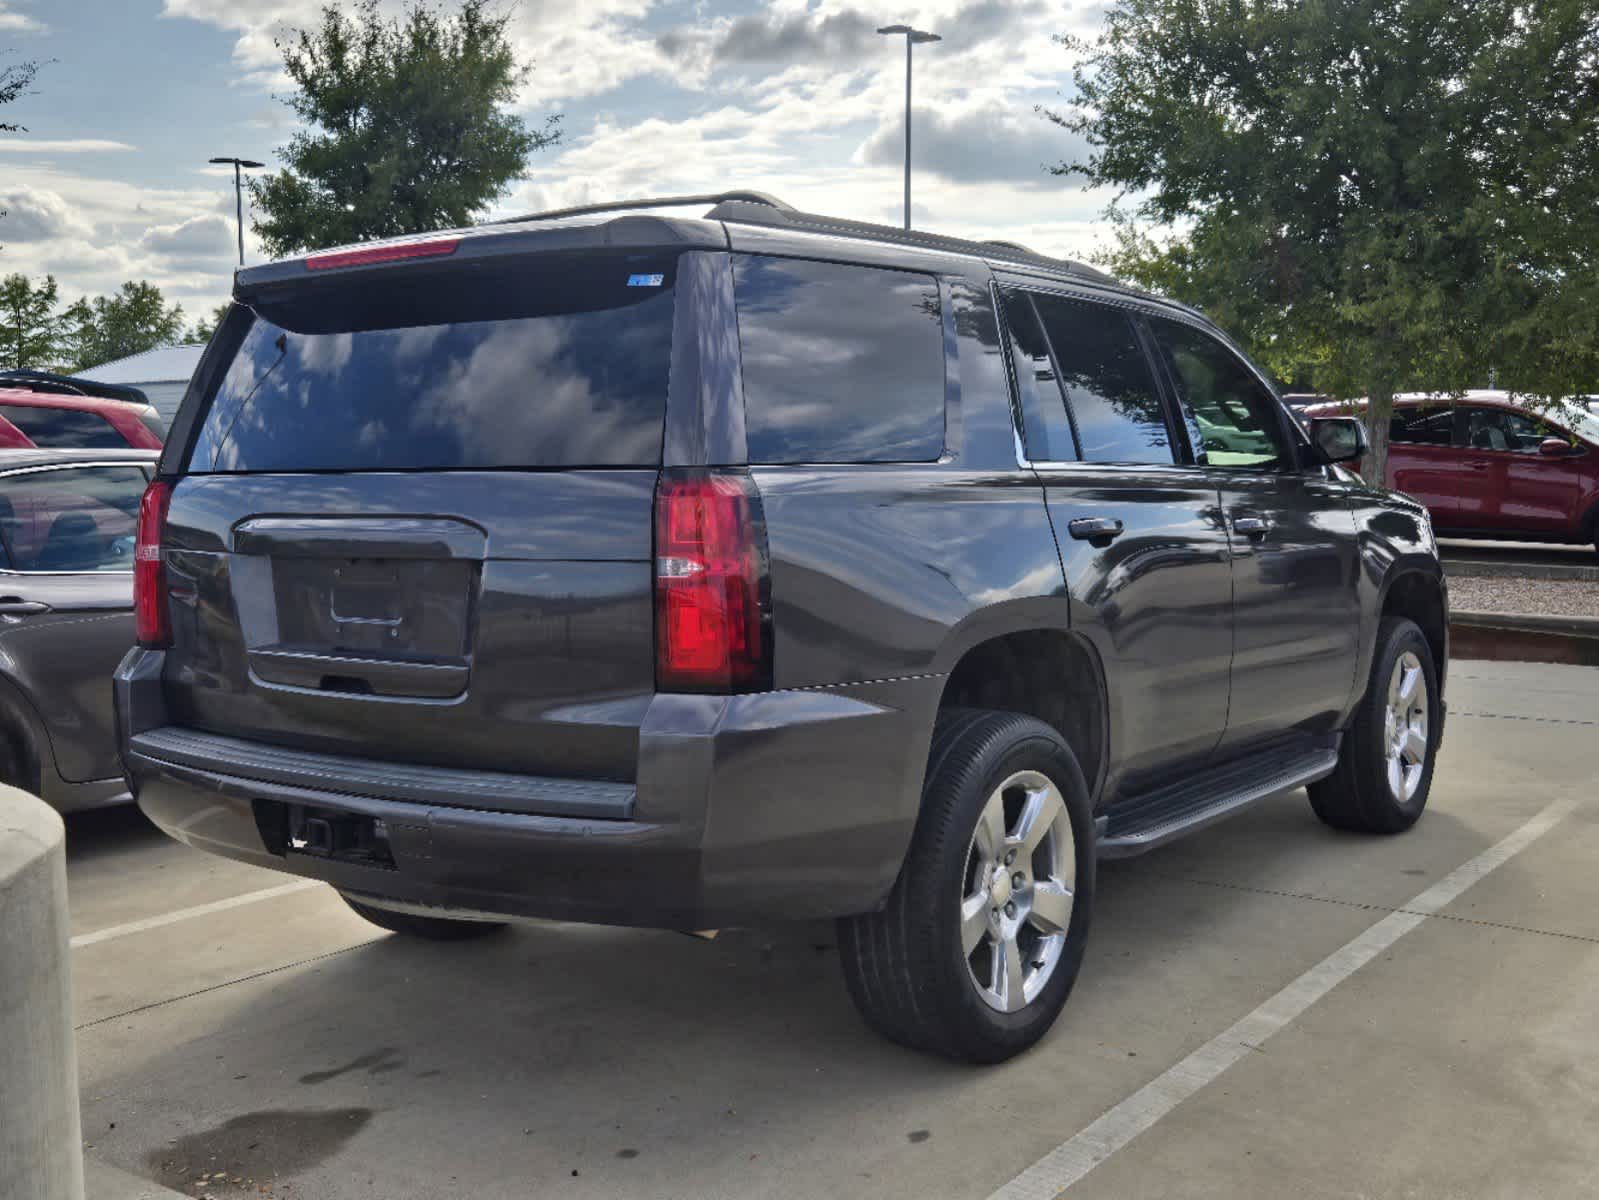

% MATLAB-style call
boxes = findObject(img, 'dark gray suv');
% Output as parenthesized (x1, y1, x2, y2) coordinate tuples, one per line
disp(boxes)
(117, 193, 1447, 1062)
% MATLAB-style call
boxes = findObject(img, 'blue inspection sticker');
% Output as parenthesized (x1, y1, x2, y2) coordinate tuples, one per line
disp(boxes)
(627, 273, 665, 287)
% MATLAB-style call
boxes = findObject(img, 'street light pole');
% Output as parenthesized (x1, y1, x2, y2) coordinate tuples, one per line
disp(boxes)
(208, 156, 265, 267)
(877, 24, 941, 230)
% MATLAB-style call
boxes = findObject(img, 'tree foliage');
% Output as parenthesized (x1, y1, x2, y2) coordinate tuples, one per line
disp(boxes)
(0, 273, 62, 370)
(187, 301, 232, 346)
(64, 282, 186, 370)
(1053, 0, 1599, 481)
(0, 56, 43, 240)
(249, 0, 559, 257)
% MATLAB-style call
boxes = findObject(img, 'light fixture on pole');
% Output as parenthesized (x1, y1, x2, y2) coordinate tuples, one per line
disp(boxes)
(876, 24, 941, 230)
(208, 156, 265, 267)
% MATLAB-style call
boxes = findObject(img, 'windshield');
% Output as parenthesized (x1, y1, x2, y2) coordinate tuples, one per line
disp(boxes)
(186, 254, 677, 474)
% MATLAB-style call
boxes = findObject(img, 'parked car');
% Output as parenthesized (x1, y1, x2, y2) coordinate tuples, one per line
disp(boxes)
(117, 193, 1447, 1062)
(0, 448, 158, 811)
(0, 370, 166, 450)
(1307, 390, 1599, 552)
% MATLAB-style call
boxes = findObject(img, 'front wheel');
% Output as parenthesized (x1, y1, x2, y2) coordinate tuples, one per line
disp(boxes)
(838, 709, 1096, 1063)
(1309, 616, 1440, 834)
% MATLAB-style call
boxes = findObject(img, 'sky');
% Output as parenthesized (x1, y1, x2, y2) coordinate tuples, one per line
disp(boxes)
(0, 0, 1115, 331)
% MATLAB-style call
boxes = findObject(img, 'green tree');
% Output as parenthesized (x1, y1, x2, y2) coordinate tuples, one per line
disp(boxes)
(1054, 0, 1599, 482)
(187, 301, 232, 345)
(249, 0, 559, 257)
(0, 273, 62, 369)
(64, 282, 186, 370)
(1, 57, 43, 241)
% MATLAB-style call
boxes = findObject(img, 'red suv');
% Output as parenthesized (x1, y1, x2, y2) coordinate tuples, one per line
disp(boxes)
(1308, 390, 1599, 553)
(0, 372, 164, 450)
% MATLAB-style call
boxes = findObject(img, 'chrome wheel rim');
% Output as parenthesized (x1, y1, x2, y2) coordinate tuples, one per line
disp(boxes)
(960, 770, 1075, 1014)
(1384, 651, 1430, 804)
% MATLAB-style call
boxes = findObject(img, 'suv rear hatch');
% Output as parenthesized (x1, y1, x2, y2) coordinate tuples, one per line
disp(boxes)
(158, 245, 681, 783)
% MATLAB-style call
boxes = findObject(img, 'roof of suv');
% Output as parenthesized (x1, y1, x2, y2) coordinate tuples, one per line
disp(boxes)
(234, 191, 1202, 322)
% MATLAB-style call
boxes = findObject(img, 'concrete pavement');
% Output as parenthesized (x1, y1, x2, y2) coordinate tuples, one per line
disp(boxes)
(64, 657, 1599, 1199)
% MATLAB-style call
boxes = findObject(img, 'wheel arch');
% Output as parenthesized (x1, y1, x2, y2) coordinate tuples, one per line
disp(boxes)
(1377, 564, 1449, 688)
(932, 620, 1109, 808)
(0, 669, 50, 794)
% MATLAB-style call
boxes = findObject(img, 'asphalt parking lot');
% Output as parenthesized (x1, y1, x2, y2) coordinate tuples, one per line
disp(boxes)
(67, 655, 1599, 1200)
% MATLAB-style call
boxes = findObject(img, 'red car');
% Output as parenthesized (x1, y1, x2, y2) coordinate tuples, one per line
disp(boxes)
(1308, 390, 1599, 553)
(0, 372, 164, 450)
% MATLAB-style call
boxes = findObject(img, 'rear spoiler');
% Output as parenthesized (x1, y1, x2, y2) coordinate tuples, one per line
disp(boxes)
(234, 215, 727, 299)
(0, 369, 153, 407)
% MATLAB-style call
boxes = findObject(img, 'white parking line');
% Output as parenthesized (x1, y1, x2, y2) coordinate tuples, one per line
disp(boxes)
(988, 796, 1582, 1200)
(70, 879, 323, 950)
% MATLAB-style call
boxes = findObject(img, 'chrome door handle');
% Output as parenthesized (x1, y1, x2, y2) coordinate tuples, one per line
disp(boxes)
(0, 598, 49, 616)
(1067, 516, 1125, 542)
(1232, 516, 1271, 537)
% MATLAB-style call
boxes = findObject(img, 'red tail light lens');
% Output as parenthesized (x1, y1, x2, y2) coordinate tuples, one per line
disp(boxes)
(134, 479, 173, 648)
(654, 471, 771, 692)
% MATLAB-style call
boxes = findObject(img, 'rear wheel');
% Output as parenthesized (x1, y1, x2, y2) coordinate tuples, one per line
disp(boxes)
(838, 709, 1095, 1063)
(1309, 616, 1440, 834)
(340, 893, 507, 941)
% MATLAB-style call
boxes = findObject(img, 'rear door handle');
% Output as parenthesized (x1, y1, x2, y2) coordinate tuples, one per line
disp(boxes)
(0, 598, 49, 616)
(1232, 516, 1271, 538)
(1067, 517, 1125, 542)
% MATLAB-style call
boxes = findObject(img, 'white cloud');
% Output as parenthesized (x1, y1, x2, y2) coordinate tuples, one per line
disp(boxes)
(0, 139, 137, 154)
(855, 99, 1087, 187)
(0, 187, 95, 242)
(0, 3, 44, 33)
(141, 213, 237, 269)
(0, 163, 244, 317)
(162, 0, 668, 104)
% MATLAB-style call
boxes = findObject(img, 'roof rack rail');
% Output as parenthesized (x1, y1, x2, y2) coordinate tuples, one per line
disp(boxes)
(492, 190, 795, 226)
(703, 199, 1114, 283)
(0, 368, 151, 406)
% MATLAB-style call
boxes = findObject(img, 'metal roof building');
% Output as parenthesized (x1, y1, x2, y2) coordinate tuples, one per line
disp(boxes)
(78, 344, 206, 427)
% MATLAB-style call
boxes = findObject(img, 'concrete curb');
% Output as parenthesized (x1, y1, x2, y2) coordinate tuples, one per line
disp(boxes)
(1450, 609, 1599, 636)
(0, 786, 84, 1200)
(1443, 558, 1599, 582)
(84, 1160, 192, 1200)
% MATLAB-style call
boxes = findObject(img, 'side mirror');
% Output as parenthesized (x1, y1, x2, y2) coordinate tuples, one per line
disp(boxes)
(1538, 436, 1576, 457)
(1309, 416, 1369, 465)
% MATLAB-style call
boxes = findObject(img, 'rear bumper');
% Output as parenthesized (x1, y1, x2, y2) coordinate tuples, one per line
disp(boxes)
(115, 648, 940, 929)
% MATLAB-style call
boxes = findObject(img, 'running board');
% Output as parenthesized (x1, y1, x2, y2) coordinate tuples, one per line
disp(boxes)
(1097, 742, 1340, 859)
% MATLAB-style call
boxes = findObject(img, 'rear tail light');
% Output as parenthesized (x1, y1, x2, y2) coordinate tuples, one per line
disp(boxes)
(653, 470, 772, 693)
(134, 479, 173, 648)
(304, 237, 461, 271)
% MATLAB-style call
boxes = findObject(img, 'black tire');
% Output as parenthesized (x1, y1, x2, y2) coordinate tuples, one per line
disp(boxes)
(340, 893, 508, 941)
(838, 708, 1096, 1063)
(1309, 616, 1440, 834)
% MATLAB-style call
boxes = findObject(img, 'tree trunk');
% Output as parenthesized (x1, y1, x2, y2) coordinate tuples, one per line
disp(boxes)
(1362, 385, 1396, 488)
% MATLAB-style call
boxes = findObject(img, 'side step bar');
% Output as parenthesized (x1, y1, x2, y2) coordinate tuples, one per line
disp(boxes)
(1097, 741, 1341, 858)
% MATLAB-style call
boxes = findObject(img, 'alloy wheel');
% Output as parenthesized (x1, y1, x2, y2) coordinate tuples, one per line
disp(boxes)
(1384, 650, 1429, 803)
(960, 770, 1075, 1013)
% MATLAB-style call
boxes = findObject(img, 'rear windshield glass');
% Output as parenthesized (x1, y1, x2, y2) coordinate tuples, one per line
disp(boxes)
(0, 405, 126, 449)
(185, 256, 676, 473)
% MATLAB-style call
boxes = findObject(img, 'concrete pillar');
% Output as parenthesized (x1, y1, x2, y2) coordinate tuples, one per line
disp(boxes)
(0, 786, 84, 1200)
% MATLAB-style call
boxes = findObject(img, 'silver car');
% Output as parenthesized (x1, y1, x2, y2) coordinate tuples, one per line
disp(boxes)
(0, 448, 157, 810)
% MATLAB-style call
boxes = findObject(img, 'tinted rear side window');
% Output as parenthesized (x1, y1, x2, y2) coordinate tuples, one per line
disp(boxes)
(0, 465, 146, 572)
(1028, 294, 1174, 465)
(0, 405, 126, 449)
(1389, 406, 1454, 446)
(734, 255, 945, 463)
(185, 256, 677, 473)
